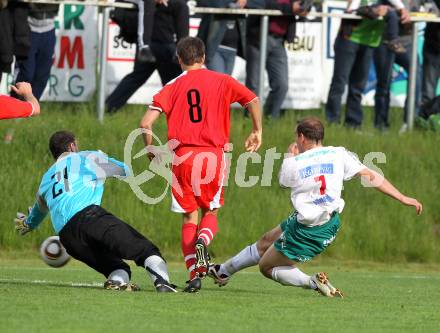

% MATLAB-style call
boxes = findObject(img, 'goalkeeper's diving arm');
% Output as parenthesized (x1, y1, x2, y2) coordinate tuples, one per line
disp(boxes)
(19, 195, 49, 234)
(83, 150, 131, 180)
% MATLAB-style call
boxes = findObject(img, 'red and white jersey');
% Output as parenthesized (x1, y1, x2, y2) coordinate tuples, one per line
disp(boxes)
(279, 146, 366, 226)
(150, 68, 257, 148)
(0, 94, 34, 120)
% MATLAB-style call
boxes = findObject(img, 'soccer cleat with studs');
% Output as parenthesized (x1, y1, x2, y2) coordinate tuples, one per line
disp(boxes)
(208, 264, 230, 287)
(194, 239, 211, 278)
(104, 279, 140, 292)
(311, 272, 343, 298)
(155, 281, 178, 293)
(183, 277, 202, 293)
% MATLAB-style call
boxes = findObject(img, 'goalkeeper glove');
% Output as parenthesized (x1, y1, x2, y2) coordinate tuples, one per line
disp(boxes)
(14, 209, 32, 235)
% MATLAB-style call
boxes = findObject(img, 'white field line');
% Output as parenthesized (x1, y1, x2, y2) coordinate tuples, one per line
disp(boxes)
(0, 266, 190, 273)
(1, 271, 439, 286)
(0, 266, 88, 272)
(0, 266, 200, 274)
(0, 278, 103, 288)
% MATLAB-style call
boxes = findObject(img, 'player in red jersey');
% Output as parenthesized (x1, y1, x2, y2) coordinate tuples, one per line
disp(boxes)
(0, 82, 40, 120)
(140, 37, 262, 292)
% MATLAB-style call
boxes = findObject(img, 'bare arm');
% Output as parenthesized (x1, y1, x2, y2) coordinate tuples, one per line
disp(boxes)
(244, 98, 262, 152)
(357, 168, 422, 215)
(11, 82, 40, 116)
(140, 108, 162, 160)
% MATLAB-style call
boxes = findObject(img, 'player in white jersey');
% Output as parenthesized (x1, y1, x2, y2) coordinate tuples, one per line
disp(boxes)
(209, 117, 422, 297)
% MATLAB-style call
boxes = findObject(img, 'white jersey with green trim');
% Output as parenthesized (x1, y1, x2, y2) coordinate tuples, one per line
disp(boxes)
(279, 146, 365, 227)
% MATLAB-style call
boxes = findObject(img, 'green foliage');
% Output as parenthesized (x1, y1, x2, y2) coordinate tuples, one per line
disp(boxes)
(1, 258, 440, 332)
(0, 103, 439, 262)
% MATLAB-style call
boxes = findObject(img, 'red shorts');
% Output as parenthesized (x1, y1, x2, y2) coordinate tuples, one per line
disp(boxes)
(171, 147, 227, 213)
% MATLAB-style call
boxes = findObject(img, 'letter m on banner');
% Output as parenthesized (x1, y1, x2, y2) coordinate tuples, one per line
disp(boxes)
(57, 36, 85, 69)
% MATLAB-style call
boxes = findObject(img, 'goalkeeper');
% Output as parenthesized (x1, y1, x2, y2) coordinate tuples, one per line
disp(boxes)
(15, 131, 176, 293)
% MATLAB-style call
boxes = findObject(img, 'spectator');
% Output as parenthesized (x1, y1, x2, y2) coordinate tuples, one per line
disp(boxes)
(126, 0, 183, 63)
(14, 3, 59, 100)
(382, 8, 407, 53)
(352, 0, 409, 52)
(106, 0, 189, 113)
(125, 0, 158, 62)
(325, 1, 408, 129)
(422, 22, 440, 105)
(373, 0, 419, 132)
(246, 0, 307, 119)
(197, 0, 247, 75)
(0, 1, 30, 83)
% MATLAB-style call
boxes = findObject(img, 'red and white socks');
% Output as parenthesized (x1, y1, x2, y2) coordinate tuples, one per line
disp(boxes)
(182, 215, 219, 280)
(197, 214, 218, 246)
(181, 223, 198, 280)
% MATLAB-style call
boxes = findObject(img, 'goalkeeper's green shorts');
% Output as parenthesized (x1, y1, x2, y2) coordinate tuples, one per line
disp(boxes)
(273, 212, 340, 262)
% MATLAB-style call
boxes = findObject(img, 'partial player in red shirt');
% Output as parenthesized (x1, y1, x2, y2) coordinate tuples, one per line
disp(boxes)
(0, 82, 40, 120)
(140, 37, 262, 292)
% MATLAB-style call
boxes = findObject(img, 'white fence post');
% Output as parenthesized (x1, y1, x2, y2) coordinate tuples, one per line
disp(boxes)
(258, 15, 269, 104)
(407, 22, 419, 130)
(97, 7, 111, 123)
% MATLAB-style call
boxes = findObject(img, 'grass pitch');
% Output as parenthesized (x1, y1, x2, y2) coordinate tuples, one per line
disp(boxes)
(1, 104, 439, 263)
(1, 103, 440, 332)
(1, 257, 439, 333)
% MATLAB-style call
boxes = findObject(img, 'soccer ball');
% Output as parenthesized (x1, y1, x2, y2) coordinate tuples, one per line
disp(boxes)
(40, 236, 70, 268)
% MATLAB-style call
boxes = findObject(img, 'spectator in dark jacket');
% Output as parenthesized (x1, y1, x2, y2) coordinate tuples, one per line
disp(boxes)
(0, 1, 30, 82)
(197, 0, 247, 75)
(106, 1, 189, 113)
(125, 0, 188, 63)
(246, 0, 306, 119)
(14, 3, 59, 100)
